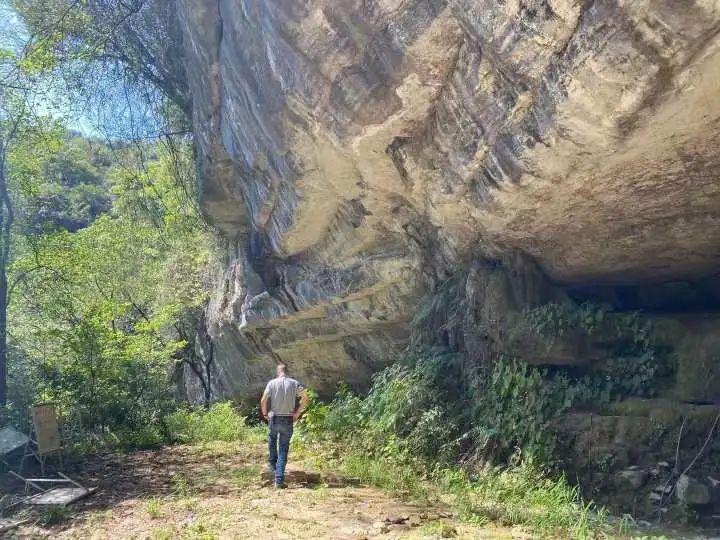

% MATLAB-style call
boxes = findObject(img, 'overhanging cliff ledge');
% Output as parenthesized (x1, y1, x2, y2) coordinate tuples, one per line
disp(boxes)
(166, 1, 720, 400)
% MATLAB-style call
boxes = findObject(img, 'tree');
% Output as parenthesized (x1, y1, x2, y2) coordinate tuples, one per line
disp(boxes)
(174, 307, 214, 409)
(0, 104, 13, 405)
(0, 88, 29, 407)
(13, 0, 191, 138)
(3, 0, 216, 421)
(0, 0, 67, 406)
(10, 140, 218, 430)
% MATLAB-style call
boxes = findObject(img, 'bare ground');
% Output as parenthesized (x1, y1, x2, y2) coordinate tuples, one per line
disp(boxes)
(1, 441, 528, 539)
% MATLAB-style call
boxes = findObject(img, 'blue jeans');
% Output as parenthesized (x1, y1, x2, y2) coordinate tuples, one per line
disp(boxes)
(268, 416, 293, 485)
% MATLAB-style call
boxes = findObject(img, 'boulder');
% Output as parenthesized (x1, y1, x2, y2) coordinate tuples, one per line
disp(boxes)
(617, 468, 647, 490)
(675, 474, 711, 506)
(709, 476, 720, 504)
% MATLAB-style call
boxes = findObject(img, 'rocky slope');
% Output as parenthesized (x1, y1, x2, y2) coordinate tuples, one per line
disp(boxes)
(166, 0, 720, 401)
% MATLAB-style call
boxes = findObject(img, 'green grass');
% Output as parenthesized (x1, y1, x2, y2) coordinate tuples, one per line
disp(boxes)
(63, 402, 266, 456)
(165, 402, 263, 444)
(439, 462, 606, 537)
(82, 508, 114, 529)
(39, 505, 70, 525)
(143, 496, 167, 519)
(180, 520, 219, 540)
(174, 496, 201, 512)
(151, 526, 175, 540)
(337, 449, 610, 539)
(170, 471, 192, 497)
(229, 465, 259, 487)
(420, 521, 459, 537)
(343, 452, 428, 499)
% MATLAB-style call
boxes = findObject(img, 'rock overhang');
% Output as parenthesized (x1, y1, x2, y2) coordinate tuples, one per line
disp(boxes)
(170, 0, 720, 398)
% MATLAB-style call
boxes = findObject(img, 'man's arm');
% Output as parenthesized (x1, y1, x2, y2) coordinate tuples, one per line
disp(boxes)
(260, 392, 270, 421)
(292, 388, 310, 422)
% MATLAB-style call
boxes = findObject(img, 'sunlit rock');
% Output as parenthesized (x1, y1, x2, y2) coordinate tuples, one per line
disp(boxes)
(168, 1, 720, 400)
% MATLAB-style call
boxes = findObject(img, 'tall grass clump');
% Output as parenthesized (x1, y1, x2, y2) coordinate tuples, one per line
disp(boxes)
(318, 348, 465, 464)
(331, 443, 608, 538)
(165, 402, 263, 444)
(435, 463, 606, 538)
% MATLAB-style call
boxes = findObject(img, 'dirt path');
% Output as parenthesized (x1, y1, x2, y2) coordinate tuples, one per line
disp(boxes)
(3, 442, 526, 539)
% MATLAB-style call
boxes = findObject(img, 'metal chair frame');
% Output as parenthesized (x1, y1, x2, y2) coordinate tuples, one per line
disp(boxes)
(0, 425, 41, 476)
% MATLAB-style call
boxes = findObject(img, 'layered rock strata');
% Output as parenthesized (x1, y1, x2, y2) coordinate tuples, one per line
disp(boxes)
(167, 0, 720, 399)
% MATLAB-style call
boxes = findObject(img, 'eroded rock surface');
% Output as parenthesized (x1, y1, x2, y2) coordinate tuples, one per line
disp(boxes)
(170, 1, 720, 399)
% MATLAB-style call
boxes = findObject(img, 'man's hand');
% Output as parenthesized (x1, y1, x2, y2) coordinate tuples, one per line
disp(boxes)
(292, 410, 301, 422)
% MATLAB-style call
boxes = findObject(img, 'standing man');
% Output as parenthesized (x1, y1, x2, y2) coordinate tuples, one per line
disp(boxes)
(260, 363, 309, 489)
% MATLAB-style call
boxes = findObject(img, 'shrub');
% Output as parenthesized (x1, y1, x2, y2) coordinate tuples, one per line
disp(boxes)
(308, 358, 613, 537)
(468, 357, 574, 463)
(107, 425, 166, 451)
(321, 348, 464, 464)
(523, 301, 667, 399)
(165, 402, 260, 444)
(320, 351, 578, 465)
(314, 335, 666, 468)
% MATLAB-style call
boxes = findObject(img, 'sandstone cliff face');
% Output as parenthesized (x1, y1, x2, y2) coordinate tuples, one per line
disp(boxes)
(172, 1, 720, 400)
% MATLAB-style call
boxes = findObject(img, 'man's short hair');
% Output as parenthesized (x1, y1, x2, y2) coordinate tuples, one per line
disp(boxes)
(277, 362, 288, 373)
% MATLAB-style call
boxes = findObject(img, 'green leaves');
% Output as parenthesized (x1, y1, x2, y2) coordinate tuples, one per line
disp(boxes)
(10, 134, 217, 434)
(318, 349, 464, 464)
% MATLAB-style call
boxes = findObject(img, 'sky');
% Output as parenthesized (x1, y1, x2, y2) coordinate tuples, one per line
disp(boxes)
(0, 0, 163, 140)
(0, 2, 26, 50)
(0, 0, 94, 134)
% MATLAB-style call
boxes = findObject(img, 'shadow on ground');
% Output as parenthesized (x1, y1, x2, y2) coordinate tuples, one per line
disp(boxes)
(1, 442, 492, 539)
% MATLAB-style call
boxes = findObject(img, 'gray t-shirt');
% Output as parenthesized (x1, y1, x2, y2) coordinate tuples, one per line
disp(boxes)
(263, 375, 306, 416)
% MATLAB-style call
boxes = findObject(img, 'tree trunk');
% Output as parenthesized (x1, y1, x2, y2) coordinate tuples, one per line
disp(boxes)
(202, 338, 214, 409)
(177, 309, 214, 409)
(203, 371, 211, 409)
(0, 143, 9, 407)
(0, 270, 5, 407)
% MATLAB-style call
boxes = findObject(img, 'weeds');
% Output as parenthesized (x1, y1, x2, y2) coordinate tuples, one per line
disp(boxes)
(180, 520, 219, 540)
(151, 527, 175, 540)
(337, 448, 608, 538)
(82, 509, 113, 528)
(165, 402, 263, 444)
(343, 451, 427, 499)
(143, 496, 167, 519)
(39, 505, 69, 525)
(229, 465, 259, 488)
(63, 401, 263, 455)
(420, 520, 459, 537)
(170, 472, 191, 497)
(298, 346, 621, 538)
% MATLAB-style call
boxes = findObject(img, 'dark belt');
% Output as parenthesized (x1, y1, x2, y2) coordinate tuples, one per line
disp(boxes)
(271, 415, 293, 425)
